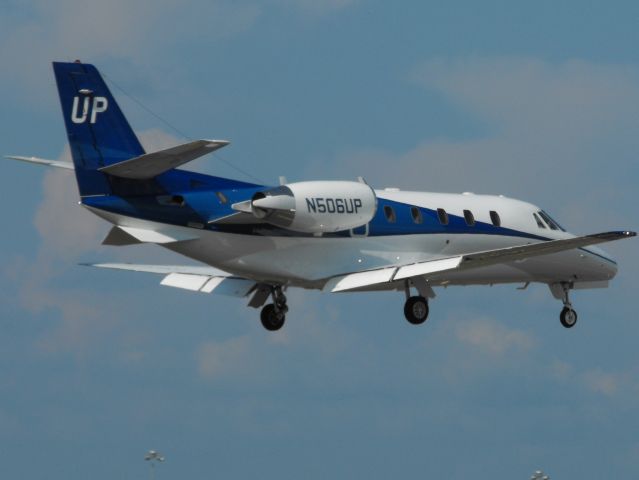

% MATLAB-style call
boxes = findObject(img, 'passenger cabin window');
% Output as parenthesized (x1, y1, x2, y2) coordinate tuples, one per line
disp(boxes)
(490, 210, 501, 227)
(463, 209, 475, 226)
(384, 205, 396, 223)
(533, 213, 546, 228)
(411, 207, 423, 224)
(437, 208, 449, 225)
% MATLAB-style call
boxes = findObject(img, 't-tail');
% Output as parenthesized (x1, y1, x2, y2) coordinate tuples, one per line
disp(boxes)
(53, 61, 145, 197)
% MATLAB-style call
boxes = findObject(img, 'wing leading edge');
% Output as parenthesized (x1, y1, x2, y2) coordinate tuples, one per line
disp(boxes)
(327, 231, 636, 293)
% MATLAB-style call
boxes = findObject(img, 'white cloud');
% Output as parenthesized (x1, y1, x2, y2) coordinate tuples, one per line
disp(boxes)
(34, 168, 104, 263)
(580, 368, 620, 396)
(455, 317, 535, 355)
(0, 0, 262, 104)
(9, 128, 188, 355)
(549, 359, 573, 380)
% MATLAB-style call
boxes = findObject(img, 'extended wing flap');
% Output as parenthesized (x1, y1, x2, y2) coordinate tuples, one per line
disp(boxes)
(99, 139, 229, 179)
(161, 273, 211, 291)
(84, 263, 256, 297)
(394, 256, 463, 281)
(326, 267, 397, 293)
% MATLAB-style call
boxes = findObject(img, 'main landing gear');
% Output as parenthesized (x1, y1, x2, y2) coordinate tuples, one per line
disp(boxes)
(558, 283, 578, 329)
(260, 286, 288, 331)
(403, 280, 430, 325)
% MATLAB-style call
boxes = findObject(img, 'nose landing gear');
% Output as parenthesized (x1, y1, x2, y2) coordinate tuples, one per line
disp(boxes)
(559, 283, 578, 329)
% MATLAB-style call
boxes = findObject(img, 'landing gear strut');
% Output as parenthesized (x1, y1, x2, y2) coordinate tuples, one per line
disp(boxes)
(559, 283, 578, 329)
(403, 280, 429, 325)
(260, 286, 288, 331)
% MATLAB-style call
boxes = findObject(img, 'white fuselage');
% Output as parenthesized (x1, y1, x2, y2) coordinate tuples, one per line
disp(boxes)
(88, 190, 618, 290)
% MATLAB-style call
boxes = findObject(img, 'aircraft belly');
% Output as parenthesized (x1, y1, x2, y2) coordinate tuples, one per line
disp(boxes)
(166, 232, 550, 285)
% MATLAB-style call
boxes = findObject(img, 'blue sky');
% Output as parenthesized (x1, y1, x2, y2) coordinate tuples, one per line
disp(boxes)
(1, 1, 638, 478)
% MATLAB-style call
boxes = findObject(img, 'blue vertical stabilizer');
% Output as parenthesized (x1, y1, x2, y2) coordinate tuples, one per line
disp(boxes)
(53, 61, 145, 196)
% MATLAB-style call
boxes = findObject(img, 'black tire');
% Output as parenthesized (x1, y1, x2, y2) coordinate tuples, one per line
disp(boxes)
(404, 296, 429, 325)
(260, 304, 286, 331)
(560, 307, 578, 328)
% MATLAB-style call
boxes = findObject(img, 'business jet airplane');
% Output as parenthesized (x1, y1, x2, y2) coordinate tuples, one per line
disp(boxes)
(7, 61, 636, 331)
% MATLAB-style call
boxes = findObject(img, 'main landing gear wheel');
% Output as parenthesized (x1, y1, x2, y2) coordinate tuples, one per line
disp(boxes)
(560, 307, 578, 329)
(260, 285, 288, 331)
(260, 304, 286, 331)
(404, 296, 429, 325)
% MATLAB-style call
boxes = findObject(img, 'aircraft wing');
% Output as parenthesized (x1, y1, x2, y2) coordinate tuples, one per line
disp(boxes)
(5, 155, 75, 170)
(84, 262, 256, 296)
(327, 230, 636, 292)
(98, 139, 229, 179)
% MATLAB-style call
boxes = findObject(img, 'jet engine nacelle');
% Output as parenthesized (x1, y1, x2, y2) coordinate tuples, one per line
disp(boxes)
(251, 181, 377, 233)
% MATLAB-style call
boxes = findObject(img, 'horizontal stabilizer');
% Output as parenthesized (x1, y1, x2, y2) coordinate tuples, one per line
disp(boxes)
(99, 139, 229, 179)
(329, 230, 636, 292)
(83, 262, 256, 297)
(6, 155, 74, 170)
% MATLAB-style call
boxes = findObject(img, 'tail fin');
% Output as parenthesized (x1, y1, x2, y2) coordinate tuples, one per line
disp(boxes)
(53, 61, 145, 196)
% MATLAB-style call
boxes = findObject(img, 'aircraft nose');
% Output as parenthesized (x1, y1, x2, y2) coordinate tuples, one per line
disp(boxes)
(586, 246, 618, 280)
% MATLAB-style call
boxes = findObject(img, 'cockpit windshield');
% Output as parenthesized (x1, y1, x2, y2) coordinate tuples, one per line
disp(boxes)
(538, 210, 565, 232)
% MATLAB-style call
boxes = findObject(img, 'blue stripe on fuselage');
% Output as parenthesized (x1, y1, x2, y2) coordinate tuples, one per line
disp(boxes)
(82, 178, 550, 243)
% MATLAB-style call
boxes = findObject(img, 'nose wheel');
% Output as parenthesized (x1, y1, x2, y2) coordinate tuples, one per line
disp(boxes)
(558, 283, 578, 329)
(560, 306, 578, 328)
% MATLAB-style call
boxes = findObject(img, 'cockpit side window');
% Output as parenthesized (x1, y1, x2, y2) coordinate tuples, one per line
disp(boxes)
(539, 210, 565, 231)
(533, 213, 546, 228)
(538, 211, 559, 231)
